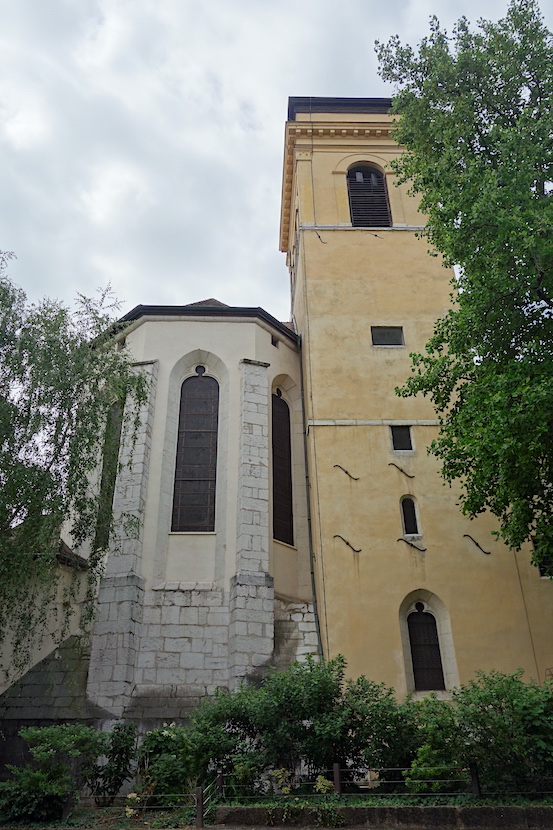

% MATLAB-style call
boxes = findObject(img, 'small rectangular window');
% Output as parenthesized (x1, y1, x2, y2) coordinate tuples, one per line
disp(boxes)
(538, 559, 553, 578)
(391, 425, 413, 451)
(371, 326, 404, 346)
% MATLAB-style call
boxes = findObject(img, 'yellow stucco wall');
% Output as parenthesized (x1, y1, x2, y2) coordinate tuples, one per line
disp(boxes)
(282, 103, 553, 693)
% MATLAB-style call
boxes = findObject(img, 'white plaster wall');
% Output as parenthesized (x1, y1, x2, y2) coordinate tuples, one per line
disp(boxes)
(87, 311, 317, 716)
(122, 314, 311, 599)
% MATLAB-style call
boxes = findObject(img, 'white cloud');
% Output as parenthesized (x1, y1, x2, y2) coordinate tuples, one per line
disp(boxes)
(80, 164, 153, 225)
(0, 0, 550, 322)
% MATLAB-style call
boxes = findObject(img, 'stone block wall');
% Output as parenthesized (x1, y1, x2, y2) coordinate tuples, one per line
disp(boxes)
(130, 581, 229, 712)
(0, 636, 103, 777)
(273, 597, 319, 669)
(86, 573, 145, 717)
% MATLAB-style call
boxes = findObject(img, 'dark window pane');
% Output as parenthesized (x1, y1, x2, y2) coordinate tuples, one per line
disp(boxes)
(272, 393, 293, 545)
(538, 557, 553, 577)
(408, 605, 446, 690)
(402, 498, 418, 535)
(391, 425, 412, 451)
(172, 373, 219, 532)
(347, 165, 391, 227)
(371, 326, 404, 346)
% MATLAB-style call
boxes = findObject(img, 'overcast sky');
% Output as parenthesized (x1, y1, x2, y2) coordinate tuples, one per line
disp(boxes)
(1, 0, 552, 322)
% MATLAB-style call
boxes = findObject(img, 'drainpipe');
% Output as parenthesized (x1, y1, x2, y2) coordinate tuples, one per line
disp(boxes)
(297, 332, 324, 662)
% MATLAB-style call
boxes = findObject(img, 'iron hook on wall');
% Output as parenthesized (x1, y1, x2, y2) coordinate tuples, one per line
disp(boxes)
(388, 462, 415, 479)
(333, 535, 361, 553)
(333, 464, 359, 480)
(463, 534, 491, 555)
(397, 537, 427, 552)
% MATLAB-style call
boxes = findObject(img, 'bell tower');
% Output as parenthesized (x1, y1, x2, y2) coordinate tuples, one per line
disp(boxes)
(280, 97, 553, 694)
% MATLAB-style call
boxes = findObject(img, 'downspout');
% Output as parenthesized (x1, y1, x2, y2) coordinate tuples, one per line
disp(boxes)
(297, 332, 324, 662)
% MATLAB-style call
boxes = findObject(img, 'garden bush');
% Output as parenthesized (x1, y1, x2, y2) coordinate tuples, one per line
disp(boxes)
(135, 722, 195, 804)
(0, 724, 104, 821)
(2, 662, 552, 817)
(453, 670, 553, 790)
(187, 656, 420, 790)
(90, 721, 137, 805)
(0, 721, 137, 821)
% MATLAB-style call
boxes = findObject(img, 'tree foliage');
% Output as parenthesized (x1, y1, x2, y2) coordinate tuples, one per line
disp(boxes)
(0, 253, 149, 674)
(1, 663, 553, 813)
(0, 722, 137, 821)
(376, 1, 553, 566)
(187, 656, 419, 787)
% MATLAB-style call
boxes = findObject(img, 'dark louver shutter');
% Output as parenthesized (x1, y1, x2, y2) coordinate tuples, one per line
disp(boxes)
(272, 393, 294, 545)
(347, 165, 392, 227)
(408, 604, 446, 690)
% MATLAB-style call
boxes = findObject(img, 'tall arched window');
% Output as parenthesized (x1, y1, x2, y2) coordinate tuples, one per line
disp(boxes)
(401, 497, 419, 535)
(272, 389, 293, 545)
(172, 366, 219, 532)
(407, 602, 446, 690)
(347, 164, 391, 227)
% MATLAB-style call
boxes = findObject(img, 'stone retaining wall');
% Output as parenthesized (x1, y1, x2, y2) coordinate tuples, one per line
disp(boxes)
(215, 804, 553, 828)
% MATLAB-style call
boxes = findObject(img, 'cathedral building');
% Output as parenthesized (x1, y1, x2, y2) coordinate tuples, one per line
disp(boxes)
(1, 97, 552, 737)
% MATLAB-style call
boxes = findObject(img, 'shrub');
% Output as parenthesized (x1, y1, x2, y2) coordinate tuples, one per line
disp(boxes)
(188, 656, 419, 788)
(89, 721, 137, 805)
(454, 670, 553, 790)
(343, 675, 419, 774)
(0, 722, 138, 821)
(136, 722, 195, 804)
(0, 766, 74, 822)
(0, 724, 104, 822)
(404, 744, 466, 794)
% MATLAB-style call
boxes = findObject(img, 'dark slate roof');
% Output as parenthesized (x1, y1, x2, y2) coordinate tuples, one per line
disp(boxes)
(184, 298, 229, 308)
(288, 96, 392, 121)
(119, 304, 298, 344)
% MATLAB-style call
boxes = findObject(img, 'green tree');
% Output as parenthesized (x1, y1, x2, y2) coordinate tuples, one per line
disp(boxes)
(188, 656, 419, 788)
(454, 670, 553, 789)
(0, 252, 149, 675)
(376, 1, 553, 568)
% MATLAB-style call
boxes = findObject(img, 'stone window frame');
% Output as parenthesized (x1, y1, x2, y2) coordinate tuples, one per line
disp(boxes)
(390, 424, 414, 454)
(407, 601, 446, 691)
(270, 375, 302, 551)
(400, 495, 422, 539)
(331, 153, 405, 227)
(271, 389, 294, 546)
(154, 350, 230, 585)
(399, 590, 459, 697)
(371, 325, 405, 347)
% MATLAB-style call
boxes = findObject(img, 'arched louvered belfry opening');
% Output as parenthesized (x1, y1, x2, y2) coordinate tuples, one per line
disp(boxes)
(272, 389, 293, 546)
(347, 164, 391, 227)
(171, 366, 219, 532)
(407, 602, 446, 691)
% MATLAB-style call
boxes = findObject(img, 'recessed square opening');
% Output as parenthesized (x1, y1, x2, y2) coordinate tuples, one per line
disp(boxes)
(371, 326, 404, 346)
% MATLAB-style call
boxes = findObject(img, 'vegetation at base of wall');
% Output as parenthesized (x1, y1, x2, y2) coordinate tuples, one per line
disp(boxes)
(2, 661, 553, 824)
(0, 723, 138, 822)
(134, 722, 195, 805)
(375, 0, 553, 569)
(186, 655, 420, 788)
(0, 253, 150, 677)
